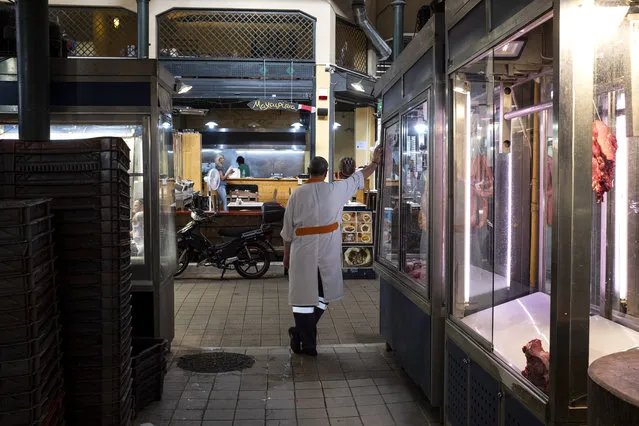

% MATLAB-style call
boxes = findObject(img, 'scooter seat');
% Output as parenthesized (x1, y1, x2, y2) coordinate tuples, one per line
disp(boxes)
(218, 227, 255, 237)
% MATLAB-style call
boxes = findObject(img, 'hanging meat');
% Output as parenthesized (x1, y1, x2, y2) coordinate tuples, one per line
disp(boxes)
(592, 120, 618, 203)
(522, 339, 550, 393)
(545, 154, 553, 226)
(470, 154, 494, 228)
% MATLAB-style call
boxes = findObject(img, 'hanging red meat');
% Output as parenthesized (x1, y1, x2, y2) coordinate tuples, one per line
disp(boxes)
(592, 120, 618, 203)
(522, 339, 550, 393)
(470, 154, 494, 229)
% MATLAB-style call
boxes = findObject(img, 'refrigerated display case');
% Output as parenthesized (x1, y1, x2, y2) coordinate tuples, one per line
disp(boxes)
(445, 0, 639, 424)
(0, 59, 176, 345)
(372, 7, 447, 407)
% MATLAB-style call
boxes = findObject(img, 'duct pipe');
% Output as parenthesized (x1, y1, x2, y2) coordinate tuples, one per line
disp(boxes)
(16, 0, 50, 141)
(137, 0, 149, 58)
(391, 0, 406, 60)
(503, 102, 553, 120)
(352, 0, 392, 61)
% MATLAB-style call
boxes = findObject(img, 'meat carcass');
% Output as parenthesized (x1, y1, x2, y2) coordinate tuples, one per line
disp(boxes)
(522, 339, 550, 393)
(470, 154, 494, 229)
(592, 120, 618, 203)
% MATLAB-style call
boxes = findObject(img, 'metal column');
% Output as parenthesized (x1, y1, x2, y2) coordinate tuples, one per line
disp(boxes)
(137, 0, 149, 58)
(15, 0, 49, 141)
(391, 0, 406, 60)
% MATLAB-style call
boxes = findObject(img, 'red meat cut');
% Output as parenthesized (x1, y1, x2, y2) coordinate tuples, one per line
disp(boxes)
(522, 339, 550, 393)
(592, 120, 618, 203)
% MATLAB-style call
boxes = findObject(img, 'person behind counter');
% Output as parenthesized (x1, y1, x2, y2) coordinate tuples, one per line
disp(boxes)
(130, 199, 144, 257)
(282, 145, 383, 356)
(236, 156, 251, 178)
(214, 154, 235, 211)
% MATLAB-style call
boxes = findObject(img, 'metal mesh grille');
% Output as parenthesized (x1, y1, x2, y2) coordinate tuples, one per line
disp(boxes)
(158, 9, 315, 61)
(335, 18, 368, 74)
(49, 7, 137, 57)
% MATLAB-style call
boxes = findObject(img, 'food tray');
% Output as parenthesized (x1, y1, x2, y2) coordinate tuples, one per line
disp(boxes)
(0, 378, 61, 426)
(0, 231, 54, 260)
(132, 338, 168, 377)
(0, 260, 54, 298)
(0, 216, 53, 243)
(0, 316, 59, 363)
(0, 304, 56, 345)
(0, 181, 129, 199)
(8, 168, 129, 185)
(0, 363, 62, 411)
(133, 372, 163, 415)
(0, 286, 56, 328)
(0, 245, 54, 275)
(61, 274, 132, 301)
(0, 199, 51, 227)
(0, 330, 59, 378)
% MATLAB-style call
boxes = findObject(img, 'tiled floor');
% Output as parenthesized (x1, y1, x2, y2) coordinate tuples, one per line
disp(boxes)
(137, 265, 441, 425)
(135, 344, 442, 426)
(173, 265, 383, 348)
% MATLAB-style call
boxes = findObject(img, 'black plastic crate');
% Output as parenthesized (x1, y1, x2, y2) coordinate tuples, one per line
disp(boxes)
(65, 373, 132, 407)
(0, 181, 129, 200)
(60, 284, 131, 311)
(61, 299, 132, 326)
(56, 232, 130, 250)
(53, 219, 129, 236)
(0, 286, 56, 328)
(0, 245, 55, 275)
(66, 387, 132, 426)
(61, 307, 132, 340)
(0, 259, 54, 298)
(0, 137, 129, 155)
(0, 216, 53, 243)
(55, 256, 131, 275)
(0, 316, 60, 362)
(54, 206, 130, 224)
(0, 231, 54, 260)
(0, 329, 59, 378)
(0, 362, 62, 412)
(0, 302, 57, 345)
(0, 381, 61, 426)
(0, 199, 51, 227)
(0, 354, 61, 395)
(44, 193, 130, 212)
(41, 391, 64, 426)
(133, 371, 163, 415)
(131, 338, 168, 376)
(65, 350, 132, 386)
(64, 324, 132, 360)
(6, 168, 129, 185)
(56, 245, 131, 262)
(61, 274, 132, 301)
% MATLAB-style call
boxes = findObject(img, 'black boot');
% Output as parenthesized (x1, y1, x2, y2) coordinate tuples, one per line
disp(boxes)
(288, 327, 301, 354)
(293, 312, 318, 357)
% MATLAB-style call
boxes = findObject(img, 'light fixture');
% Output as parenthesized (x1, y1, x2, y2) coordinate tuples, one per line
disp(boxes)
(351, 81, 365, 93)
(205, 121, 218, 129)
(333, 122, 341, 130)
(290, 122, 304, 130)
(161, 122, 171, 130)
(414, 123, 427, 134)
(453, 86, 468, 94)
(175, 79, 192, 95)
(494, 40, 526, 59)
(113, 18, 120, 29)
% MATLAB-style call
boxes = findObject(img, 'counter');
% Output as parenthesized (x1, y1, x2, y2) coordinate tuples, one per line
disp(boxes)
(226, 178, 303, 207)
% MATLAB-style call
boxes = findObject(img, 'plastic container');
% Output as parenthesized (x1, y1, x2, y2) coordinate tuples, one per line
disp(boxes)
(62, 273, 132, 300)
(0, 216, 53, 243)
(54, 206, 130, 224)
(131, 338, 168, 378)
(0, 381, 62, 426)
(53, 219, 129, 236)
(60, 283, 131, 311)
(0, 286, 56, 328)
(133, 370, 163, 415)
(56, 245, 131, 262)
(0, 304, 57, 346)
(0, 364, 62, 411)
(0, 330, 59, 378)
(0, 232, 54, 261)
(0, 260, 55, 298)
(41, 391, 64, 426)
(42, 193, 130, 212)
(0, 245, 55, 275)
(66, 386, 132, 426)
(65, 350, 132, 385)
(0, 181, 129, 199)
(64, 324, 132, 360)
(8, 168, 129, 185)
(65, 373, 132, 407)
(0, 199, 51, 227)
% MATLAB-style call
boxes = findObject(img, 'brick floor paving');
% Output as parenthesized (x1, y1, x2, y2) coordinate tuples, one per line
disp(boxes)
(135, 265, 441, 425)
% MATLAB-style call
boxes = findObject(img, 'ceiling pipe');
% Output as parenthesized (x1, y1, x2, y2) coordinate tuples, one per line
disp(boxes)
(16, 0, 50, 141)
(352, 0, 392, 62)
(391, 0, 406, 60)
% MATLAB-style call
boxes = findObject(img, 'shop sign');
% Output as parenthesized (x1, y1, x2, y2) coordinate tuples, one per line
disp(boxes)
(247, 99, 316, 113)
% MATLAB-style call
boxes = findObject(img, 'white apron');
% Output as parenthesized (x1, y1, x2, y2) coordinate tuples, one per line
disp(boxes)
(281, 171, 365, 306)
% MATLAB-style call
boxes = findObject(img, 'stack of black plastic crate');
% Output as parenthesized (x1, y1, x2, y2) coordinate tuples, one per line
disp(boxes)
(0, 199, 64, 426)
(0, 138, 133, 426)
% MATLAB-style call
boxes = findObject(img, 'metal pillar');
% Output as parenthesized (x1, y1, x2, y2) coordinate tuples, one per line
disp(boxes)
(15, 0, 50, 141)
(137, 0, 149, 58)
(391, 0, 406, 60)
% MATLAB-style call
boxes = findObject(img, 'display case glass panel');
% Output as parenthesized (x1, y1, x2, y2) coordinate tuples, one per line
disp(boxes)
(401, 101, 430, 291)
(450, 17, 556, 394)
(379, 121, 401, 267)
(0, 124, 147, 267)
(158, 115, 176, 281)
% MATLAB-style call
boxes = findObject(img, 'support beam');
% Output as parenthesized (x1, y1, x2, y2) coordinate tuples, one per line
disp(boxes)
(391, 0, 406, 60)
(16, 0, 50, 141)
(314, 66, 332, 180)
(137, 0, 149, 58)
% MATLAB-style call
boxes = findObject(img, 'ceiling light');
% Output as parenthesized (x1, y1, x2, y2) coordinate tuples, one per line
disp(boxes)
(453, 86, 468, 94)
(161, 122, 171, 129)
(175, 79, 192, 94)
(494, 40, 526, 59)
(414, 123, 427, 134)
(205, 121, 218, 129)
(351, 82, 365, 92)
(333, 122, 341, 130)
(113, 18, 120, 29)
(290, 122, 304, 129)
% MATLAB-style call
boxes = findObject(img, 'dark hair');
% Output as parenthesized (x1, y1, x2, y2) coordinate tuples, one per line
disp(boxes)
(237, 156, 245, 164)
(308, 156, 329, 177)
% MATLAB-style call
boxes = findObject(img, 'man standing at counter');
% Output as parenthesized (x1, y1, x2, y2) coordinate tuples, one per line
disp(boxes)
(282, 146, 383, 356)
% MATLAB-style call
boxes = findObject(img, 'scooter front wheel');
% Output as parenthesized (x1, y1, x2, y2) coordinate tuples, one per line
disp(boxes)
(235, 243, 270, 279)
(175, 246, 191, 277)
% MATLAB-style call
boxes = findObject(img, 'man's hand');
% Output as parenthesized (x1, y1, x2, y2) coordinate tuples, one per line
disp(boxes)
(372, 144, 383, 165)
(283, 253, 290, 270)
(283, 241, 291, 270)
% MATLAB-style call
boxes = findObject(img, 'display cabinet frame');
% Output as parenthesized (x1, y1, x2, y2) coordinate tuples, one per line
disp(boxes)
(0, 58, 176, 345)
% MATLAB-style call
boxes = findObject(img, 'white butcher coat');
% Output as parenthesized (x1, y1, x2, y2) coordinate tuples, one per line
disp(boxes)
(281, 171, 365, 306)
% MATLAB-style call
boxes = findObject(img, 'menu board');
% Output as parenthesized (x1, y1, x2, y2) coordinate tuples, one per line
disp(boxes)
(341, 209, 374, 272)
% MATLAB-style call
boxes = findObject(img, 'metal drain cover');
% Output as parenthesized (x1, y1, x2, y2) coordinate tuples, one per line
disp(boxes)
(177, 352, 255, 373)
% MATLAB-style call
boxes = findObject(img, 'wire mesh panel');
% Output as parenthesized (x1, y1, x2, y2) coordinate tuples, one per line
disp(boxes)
(157, 9, 315, 61)
(49, 7, 137, 57)
(335, 18, 368, 74)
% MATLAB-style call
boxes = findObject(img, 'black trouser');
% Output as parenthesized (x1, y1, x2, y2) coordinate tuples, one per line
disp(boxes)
(292, 270, 328, 351)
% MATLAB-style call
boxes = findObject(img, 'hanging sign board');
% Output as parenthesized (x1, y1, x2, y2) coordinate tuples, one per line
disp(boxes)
(247, 99, 316, 113)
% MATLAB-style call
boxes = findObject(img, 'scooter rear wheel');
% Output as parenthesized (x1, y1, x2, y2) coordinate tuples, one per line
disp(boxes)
(235, 243, 270, 279)
(175, 247, 190, 277)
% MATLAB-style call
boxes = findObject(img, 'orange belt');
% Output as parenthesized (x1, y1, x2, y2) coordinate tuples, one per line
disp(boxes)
(295, 222, 339, 236)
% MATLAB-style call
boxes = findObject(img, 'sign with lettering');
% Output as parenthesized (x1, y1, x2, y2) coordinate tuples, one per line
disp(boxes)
(247, 99, 316, 113)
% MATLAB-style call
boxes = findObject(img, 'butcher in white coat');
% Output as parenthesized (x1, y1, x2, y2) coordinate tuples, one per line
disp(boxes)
(281, 146, 383, 356)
